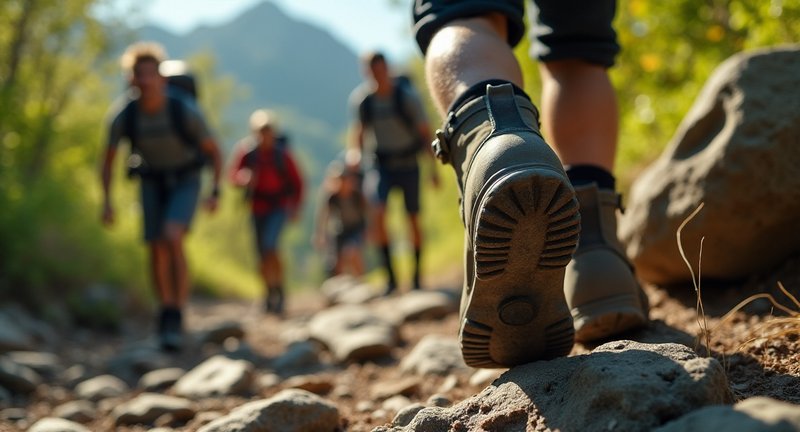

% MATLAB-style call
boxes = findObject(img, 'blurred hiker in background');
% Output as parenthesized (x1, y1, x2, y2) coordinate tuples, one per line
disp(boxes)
(229, 109, 303, 315)
(314, 161, 368, 277)
(100, 41, 223, 351)
(348, 51, 439, 295)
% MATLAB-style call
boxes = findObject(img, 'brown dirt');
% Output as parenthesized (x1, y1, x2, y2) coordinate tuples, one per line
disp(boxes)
(10, 258, 800, 431)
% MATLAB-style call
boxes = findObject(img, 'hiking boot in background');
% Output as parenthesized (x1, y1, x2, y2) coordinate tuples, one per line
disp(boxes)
(565, 184, 649, 342)
(433, 83, 580, 368)
(158, 307, 183, 352)
(265, 287, 285, 316)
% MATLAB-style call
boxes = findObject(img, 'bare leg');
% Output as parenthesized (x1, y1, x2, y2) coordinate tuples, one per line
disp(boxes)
(409, 213, 422, 249)
(539, 60, 618, 171)
(425, 14, 521, 116)
(149, 240, 174, 306)
(164, 223, 189, 307)
(372, 204, 389, 245)
(373, 204, 396, 290)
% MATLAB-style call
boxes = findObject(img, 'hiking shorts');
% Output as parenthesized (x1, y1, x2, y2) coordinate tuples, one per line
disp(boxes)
(367, 165, 421, 214)
(253, 209, 288, 256)
(412, 0, 620, 68)
(140, 173, 201, 242)
(335, 228, 366, 253)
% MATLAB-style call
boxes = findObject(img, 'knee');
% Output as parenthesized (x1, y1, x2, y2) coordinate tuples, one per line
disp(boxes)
(163, 224, 186, 250)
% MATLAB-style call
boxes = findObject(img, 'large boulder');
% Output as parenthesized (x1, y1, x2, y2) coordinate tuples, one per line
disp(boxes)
(619, 46, 800, 285)
(380, 341, 732, 431)
(655, 397, 800, 431)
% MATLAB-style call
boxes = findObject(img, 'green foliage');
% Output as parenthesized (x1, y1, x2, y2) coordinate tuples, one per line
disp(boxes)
(612, 0, 800, 187)
(514, 0, 799, 190)
(0, 0, 147, 309)
(2, 0, 798, 313)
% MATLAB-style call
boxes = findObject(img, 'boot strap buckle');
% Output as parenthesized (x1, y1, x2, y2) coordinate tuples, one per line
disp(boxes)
(431, 112, 455, 164)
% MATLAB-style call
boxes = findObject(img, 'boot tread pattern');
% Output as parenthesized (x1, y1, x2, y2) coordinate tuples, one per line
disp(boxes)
(475, 174, 580, 277)
(461, 319, 495, 367)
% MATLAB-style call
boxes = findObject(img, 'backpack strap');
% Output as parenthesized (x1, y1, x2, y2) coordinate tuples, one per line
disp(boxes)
(358, 92, 373, 126)
(358, 79, 418, 136)
(167, 95, 198, 149)
(392, 82, 417, 134)
(122, 99, 139, 150)
(122, 95, 206, 178)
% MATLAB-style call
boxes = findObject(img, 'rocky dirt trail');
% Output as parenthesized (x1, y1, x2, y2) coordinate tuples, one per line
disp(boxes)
(1, 263, 799, 431)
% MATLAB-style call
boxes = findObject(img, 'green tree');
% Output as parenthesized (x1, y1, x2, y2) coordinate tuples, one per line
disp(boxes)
(512, 0, 799, 188)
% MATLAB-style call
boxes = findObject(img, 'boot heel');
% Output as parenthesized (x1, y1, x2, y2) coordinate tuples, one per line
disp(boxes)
(461, 166, 580, 367)
(572, 293, 647, 342)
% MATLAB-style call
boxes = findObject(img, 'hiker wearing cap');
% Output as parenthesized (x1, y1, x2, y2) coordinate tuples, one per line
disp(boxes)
(229, 109, 304, 315)
(100, 41, 223, 351)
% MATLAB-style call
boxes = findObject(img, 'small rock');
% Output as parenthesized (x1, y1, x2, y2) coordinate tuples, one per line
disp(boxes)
(437, 375, 458, 393)
(106, 344, 170, 383)
(0, 356, 41, 394)
(0, 313, 34, 353)
(200, 321, 245, 345)
(62, 365, 89, 389)
(392, 403, 426, 427)
(272, 340, 322, 372)
(356, 400, 375, 413)
(139, 368, 185, 392)
(173, 355, 254, 399)
(284, 374, 335, 395)
(257, 373, 281, 390)
(308, 304, 398, 363)
(1, 407, 27, 421)
(374, 290, 458, 324)
(371, 376, 421, 400)
(75, 375, 129, 402)
(197, 389, 339, 432)
(53, 400, 96, 423)
(5, 351, 61, 378)
(382, 395, 412, 414)
(468, 368, 505, 387)
(427, 394, 451, 407)
(400, 335, 467, 376)
(27, 417, 90, 432)
(112, 393, 195, 426)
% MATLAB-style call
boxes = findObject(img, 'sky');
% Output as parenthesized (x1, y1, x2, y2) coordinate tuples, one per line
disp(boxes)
(100, 0, 419, 62)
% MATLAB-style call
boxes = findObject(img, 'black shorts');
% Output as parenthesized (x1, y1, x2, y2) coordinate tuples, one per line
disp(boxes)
(413, 0, 619, 67)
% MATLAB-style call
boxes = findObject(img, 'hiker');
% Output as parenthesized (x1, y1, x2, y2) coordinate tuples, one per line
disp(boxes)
(411, 0, 650, 367)
(313, 161, 368, 277)
(100, 42, 222, 351)
(229, 109, 303, 315)
(348, 51, 439, 294)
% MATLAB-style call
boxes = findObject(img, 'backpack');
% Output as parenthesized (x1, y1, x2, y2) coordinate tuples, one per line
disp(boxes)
(161, 60, 199, 100)
(357, 76, 423, 162)
(122, 61, 206, 178)
(241, 138, 297, 204)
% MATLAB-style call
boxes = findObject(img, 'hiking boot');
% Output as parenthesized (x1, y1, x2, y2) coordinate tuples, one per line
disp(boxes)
(432, 83, 580, 368)
(158, 307, 183, 352)
(565, 184, 649, 342)
(265, 287, 285, 316)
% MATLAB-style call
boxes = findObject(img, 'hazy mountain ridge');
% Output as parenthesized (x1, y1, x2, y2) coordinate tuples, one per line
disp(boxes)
(136, 1, 363, 168)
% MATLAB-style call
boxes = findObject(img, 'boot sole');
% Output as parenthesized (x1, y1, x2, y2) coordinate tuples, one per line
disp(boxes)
(461, 166, 580, 368)
(573, 292, 648, 343)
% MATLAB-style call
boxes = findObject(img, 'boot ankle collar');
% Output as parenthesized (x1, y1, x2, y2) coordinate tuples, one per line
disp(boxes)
(432, 86, 540, 165)
(432, 94, 487, 164)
